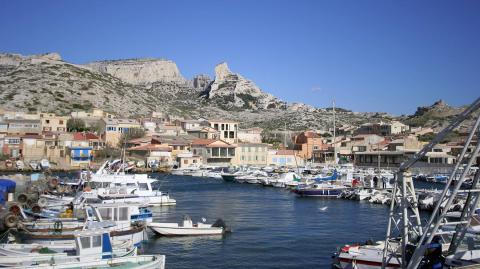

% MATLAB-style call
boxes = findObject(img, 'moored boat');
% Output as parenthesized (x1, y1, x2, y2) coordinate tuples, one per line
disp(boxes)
(148, 215, 226, 236)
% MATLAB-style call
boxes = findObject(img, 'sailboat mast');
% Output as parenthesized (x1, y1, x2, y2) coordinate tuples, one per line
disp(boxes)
(333, 100, 337, 164)
(284, 122, 287, 149)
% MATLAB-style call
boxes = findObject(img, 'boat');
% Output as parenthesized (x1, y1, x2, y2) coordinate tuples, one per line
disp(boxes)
(15, 160, 25, 171)
(445, 249, 480, 267)
(148, 215, 226, 236)
(293, 182, 348, 197)
(332, 241, 401, 269)
(2, 229, 165, 269)
(29, 161, 40, 171)
(40, 159, 50, 170)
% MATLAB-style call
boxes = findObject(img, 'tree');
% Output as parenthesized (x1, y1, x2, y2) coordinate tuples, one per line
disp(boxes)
(67, 118, 87, 132)
(118, 128, 146, 148)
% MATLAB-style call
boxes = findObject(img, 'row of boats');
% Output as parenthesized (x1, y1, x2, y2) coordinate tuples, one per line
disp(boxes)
(0, 160, 228, 268)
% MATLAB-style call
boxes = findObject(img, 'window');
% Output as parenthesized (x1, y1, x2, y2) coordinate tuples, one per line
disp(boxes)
(228, 148, 235, 156)
(224, 131, 228, 138)
(180, 146, 184, 150)
(45, 119, 50, 124)
(98, 208, 113, 220)
(221, 124, 225, 130)
(116, 207, 129, 221)
(255, 156, 258, 161)
(59, 120, 64, 124)
(92, 235, 102, 247)
(80, 237, 91, 249)
(193, 159, 197, 163)
(126, 183, 136, 187)
(138, 183, 149, 190)
(241, 156, 245, 161)
(214, 124, 219, 130)
(103, 182, 111, 188)
(229, 131, 235, 138)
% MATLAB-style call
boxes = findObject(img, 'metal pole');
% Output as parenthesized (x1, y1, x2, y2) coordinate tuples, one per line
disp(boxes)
(407, 114, 480, 268)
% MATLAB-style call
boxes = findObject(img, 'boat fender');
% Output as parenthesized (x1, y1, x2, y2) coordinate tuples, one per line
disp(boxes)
(49, 178, 59, 188)
(37, 197, 48, 207)
(53, 221, 63, 233)
(26, 199, 37, 208)
(4, 213, 18, 228)
(31, 204, 42, 214)
(9, 204, 21, 215)
(17, 193, 29, 204)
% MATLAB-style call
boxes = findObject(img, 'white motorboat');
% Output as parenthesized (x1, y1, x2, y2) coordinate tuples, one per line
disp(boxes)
(148, 216, 226, 236)
(445, 249, 480, 267)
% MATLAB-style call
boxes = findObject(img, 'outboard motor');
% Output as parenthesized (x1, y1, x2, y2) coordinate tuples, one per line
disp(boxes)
(212, 218, 230, 232)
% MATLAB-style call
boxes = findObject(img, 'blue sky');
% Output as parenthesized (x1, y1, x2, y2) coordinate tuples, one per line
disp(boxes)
(1, 1, 479, 115)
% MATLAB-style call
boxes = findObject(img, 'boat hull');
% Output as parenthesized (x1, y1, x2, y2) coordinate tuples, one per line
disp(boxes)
(149, 225, 223, 236)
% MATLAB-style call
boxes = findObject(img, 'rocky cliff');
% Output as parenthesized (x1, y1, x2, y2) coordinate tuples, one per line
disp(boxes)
(85, 58, 185, 84)
(0, 52, 412, 130)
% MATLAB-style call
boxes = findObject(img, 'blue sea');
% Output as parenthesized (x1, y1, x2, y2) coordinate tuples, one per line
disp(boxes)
(143, 174, 393, 269)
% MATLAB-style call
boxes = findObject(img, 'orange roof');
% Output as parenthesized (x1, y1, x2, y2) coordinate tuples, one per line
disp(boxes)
(191, 139, 216, 146)
(275, 150, 297, 155)
(73, 132, 99, 141)
(128, 144, 171, 152)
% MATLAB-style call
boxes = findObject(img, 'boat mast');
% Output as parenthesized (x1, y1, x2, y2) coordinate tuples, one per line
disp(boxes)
(332, 100, 337, 164)
(284, 122, 287, 150)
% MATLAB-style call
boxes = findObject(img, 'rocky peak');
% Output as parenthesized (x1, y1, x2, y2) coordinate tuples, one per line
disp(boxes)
(214, 62, 232, 81)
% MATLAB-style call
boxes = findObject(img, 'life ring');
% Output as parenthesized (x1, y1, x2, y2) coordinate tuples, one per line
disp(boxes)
(53, 221, 63, 233)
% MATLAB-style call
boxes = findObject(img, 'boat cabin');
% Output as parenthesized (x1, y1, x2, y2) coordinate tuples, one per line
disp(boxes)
(74, 229, 113, 260)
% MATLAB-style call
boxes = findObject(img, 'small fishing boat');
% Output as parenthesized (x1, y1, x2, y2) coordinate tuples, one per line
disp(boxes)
(148, 216, 226, 236)
(293, 183, 348, 198)
(2, 229, 164, 269)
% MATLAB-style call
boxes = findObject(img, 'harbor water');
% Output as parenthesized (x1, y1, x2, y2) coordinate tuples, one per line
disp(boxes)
(143, 174, 391, 269)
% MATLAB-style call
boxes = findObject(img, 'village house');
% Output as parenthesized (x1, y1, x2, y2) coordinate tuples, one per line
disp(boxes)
(71, 109, 115, 128)
(2, 135, 22, 158)
(232, 143, 268, 166)
(237, 127, 263, 143)
(39, 113, 69, 132)
(293, 131, 325, 160)
(186, 126, 219, 140)
(267, 150, 305, 167)
(180, 120, 208, 131)
(150, 112, 170, 123)
(387, 136, 424, 152)
(156, 123, 187, 136)
(191, 139, 236, 166)
(208, 120, 238, 144)
(176, 152, 203, 169)
(354, 151, 414, 168)
(21, 134, 45, 161)
(5, 119, 42, 135)
(128, 143, 173, 167)
(356, 121, 409, 136)
(99, 118, 142, 147)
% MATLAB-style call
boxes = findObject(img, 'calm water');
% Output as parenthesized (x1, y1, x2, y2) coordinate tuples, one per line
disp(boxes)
(143, 174, 392, 269)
